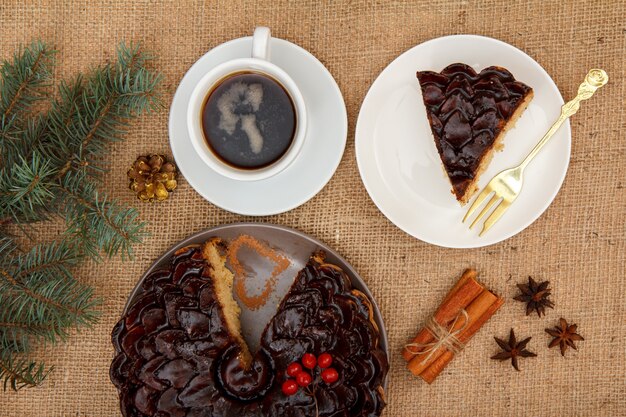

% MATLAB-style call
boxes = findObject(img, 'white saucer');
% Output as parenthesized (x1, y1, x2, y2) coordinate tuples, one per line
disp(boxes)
(355, 35, 570, 248)
(169, 37, 347, 215)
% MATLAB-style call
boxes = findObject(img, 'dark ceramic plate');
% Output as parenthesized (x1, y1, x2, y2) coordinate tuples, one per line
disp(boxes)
(123, 223, 389, 388)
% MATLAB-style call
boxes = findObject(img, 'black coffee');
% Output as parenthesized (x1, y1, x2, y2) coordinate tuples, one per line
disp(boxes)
(201, 72, 296, 170)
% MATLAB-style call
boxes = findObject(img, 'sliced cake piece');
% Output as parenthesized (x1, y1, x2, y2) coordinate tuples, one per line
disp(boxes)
(417, 63, 533, 204)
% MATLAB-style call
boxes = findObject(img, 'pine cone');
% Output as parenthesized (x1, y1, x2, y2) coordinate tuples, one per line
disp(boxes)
(128, 154, 178, 202)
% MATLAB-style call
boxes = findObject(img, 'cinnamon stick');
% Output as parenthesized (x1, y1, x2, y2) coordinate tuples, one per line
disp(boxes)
(419, 296, 505, 384)
(441, 268, 476, 305)
(407, 290, 497, 375)
(402, 270, 482, 362)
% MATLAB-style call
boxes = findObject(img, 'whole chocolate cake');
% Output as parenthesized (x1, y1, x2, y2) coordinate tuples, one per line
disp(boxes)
(110, 238, 388, 417)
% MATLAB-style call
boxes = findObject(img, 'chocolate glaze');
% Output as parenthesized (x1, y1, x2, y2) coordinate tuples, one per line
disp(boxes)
(416, 63, 532, 199)
(110, 244, 388, 417)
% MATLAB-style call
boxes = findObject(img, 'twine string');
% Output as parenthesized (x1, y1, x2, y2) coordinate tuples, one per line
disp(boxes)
(404, 309, 470, 365)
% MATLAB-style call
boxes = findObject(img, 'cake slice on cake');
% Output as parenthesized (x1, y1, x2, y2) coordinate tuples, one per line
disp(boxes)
(416, 63, 533, 204)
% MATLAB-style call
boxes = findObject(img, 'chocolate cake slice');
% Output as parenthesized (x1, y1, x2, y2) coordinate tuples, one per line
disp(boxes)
(110, 238, 388, 417)
(416, 63, 533, 204)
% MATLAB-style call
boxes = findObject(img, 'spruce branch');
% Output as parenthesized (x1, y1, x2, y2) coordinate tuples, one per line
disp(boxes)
(0, 258, 98, 332)
(0, 152, 56, 223)
(0, 40, 162, 390)
(59, 173, 147, 259)
(0, 221, 99, 392)
(0, 352, 49, 390)
(15, 239, 82, 279)
(46, 43, 162, 181)
(0, 41, 54, 169)
(0, 40, 54, 118)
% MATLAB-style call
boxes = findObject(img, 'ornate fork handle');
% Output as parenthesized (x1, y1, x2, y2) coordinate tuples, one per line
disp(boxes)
(519, 69, 608, 170)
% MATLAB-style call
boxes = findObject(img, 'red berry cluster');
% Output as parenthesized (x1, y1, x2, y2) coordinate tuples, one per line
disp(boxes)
(281, 352, 339, 396)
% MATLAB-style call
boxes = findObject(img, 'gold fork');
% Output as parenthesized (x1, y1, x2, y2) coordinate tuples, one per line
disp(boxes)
(463, 69, 608, 236)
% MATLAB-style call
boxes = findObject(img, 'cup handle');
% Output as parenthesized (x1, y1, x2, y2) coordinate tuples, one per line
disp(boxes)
(252, 26, 271, 61)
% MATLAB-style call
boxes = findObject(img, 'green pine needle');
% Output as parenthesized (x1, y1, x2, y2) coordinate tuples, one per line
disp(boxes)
(0, 40, 161, 390)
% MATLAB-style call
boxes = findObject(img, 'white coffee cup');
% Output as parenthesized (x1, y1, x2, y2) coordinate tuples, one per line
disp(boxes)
(187, 27, 307, 181)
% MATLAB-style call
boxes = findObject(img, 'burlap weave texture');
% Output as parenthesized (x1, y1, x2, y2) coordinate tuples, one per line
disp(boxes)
(0, 1, 624, 416)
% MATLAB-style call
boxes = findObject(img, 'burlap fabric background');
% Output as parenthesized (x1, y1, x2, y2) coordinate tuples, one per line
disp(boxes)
(1, 1, 625, 416)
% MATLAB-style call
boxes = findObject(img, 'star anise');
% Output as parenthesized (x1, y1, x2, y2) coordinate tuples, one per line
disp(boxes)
(546, 318, 584, 356)
(513, 276, 554, 317)
(491, 329, 537, 371)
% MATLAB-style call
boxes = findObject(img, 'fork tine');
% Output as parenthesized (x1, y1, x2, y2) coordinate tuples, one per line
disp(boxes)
(462, 186, 494, 223)
(479, 200, 511, 236)
(469, 194, 500, 230)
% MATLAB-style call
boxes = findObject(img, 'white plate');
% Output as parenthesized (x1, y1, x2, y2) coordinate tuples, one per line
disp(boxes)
(169, 37, 347, 215)
(356, 35, 570, 248)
